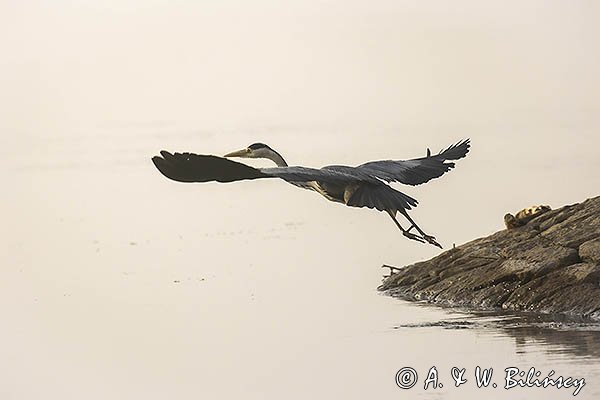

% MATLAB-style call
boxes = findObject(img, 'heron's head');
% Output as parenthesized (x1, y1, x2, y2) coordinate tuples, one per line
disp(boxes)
(224, 143, 272, 159)
(224, 143, 288, 167)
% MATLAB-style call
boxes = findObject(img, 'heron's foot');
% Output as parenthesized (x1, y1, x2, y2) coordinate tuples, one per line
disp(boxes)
(423, 234, 442, 249)
(403, 231, 426, 243)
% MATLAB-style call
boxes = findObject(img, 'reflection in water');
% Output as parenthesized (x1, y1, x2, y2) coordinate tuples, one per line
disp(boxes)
(503, 319, 600, 359)
(394, 307, 600, 360)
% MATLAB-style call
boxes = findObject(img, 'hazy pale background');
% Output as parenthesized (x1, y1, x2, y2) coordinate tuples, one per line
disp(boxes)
(1, 1, 599, 399)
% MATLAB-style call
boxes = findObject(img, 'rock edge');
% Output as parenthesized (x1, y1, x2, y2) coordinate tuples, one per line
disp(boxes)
(379, 196, 600, 320)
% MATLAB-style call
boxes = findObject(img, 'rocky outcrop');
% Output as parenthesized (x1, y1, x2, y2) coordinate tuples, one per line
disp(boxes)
(379, 196, 600, 320)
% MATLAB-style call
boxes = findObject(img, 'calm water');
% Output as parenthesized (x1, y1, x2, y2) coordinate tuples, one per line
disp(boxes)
(1, 127, 599, 399)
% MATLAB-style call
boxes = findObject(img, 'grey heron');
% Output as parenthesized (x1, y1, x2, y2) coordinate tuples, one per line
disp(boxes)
(151, 139, 470, 248)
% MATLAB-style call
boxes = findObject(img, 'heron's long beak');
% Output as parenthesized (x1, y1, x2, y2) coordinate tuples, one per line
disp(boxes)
(224, 148, 250, 158)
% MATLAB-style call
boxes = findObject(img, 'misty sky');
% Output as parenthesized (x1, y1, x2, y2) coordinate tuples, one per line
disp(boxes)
(2, 1, 599, 133)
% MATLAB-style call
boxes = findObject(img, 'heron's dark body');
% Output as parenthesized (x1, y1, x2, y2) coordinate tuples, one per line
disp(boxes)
(308, 181, 349, 203)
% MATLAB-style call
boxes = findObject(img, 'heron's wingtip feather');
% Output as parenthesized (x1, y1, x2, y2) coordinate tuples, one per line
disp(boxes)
(152, 151, 271, 183)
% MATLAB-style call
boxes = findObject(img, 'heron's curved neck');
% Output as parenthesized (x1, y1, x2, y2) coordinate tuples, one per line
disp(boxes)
(264, 148, 288, 167)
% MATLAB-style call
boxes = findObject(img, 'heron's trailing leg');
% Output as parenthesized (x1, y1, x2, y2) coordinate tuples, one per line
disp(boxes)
(387, 211, 426, 243)
(399, 210, 442, 248)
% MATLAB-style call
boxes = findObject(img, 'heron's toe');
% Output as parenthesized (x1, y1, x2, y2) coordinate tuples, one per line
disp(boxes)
(423, 235, 442, 249)
(403, 231, 426, 243)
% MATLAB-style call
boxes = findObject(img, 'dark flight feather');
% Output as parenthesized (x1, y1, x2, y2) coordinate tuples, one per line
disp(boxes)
(152, 151, 271, 183)
(346, 184, 418, 212)
(357, 139, 470, 186)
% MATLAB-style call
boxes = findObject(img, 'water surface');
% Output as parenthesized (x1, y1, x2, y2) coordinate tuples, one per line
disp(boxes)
(2, 127, 599, 399)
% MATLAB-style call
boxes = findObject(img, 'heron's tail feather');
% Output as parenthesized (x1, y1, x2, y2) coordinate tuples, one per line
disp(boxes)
(346, 184, 418, 212)
(152, 151, 271, 183)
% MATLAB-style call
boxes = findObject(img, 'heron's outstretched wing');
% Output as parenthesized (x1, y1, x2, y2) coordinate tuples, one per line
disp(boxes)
(357, 139, 470, 186)
(346, 184, 418, 211)
(152, 151, 374, 185)
(260, 165, 381, 184)
(152, 151, 271, 183)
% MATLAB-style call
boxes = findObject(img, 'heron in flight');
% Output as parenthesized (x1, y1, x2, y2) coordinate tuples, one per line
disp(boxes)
(152, 139, 470, 248)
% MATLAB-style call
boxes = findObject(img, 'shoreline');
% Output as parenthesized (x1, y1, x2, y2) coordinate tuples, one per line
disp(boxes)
(379, 196, 600, 321)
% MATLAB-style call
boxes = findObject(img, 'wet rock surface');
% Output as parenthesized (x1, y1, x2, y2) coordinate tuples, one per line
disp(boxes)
(379, 196, 600, 320)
